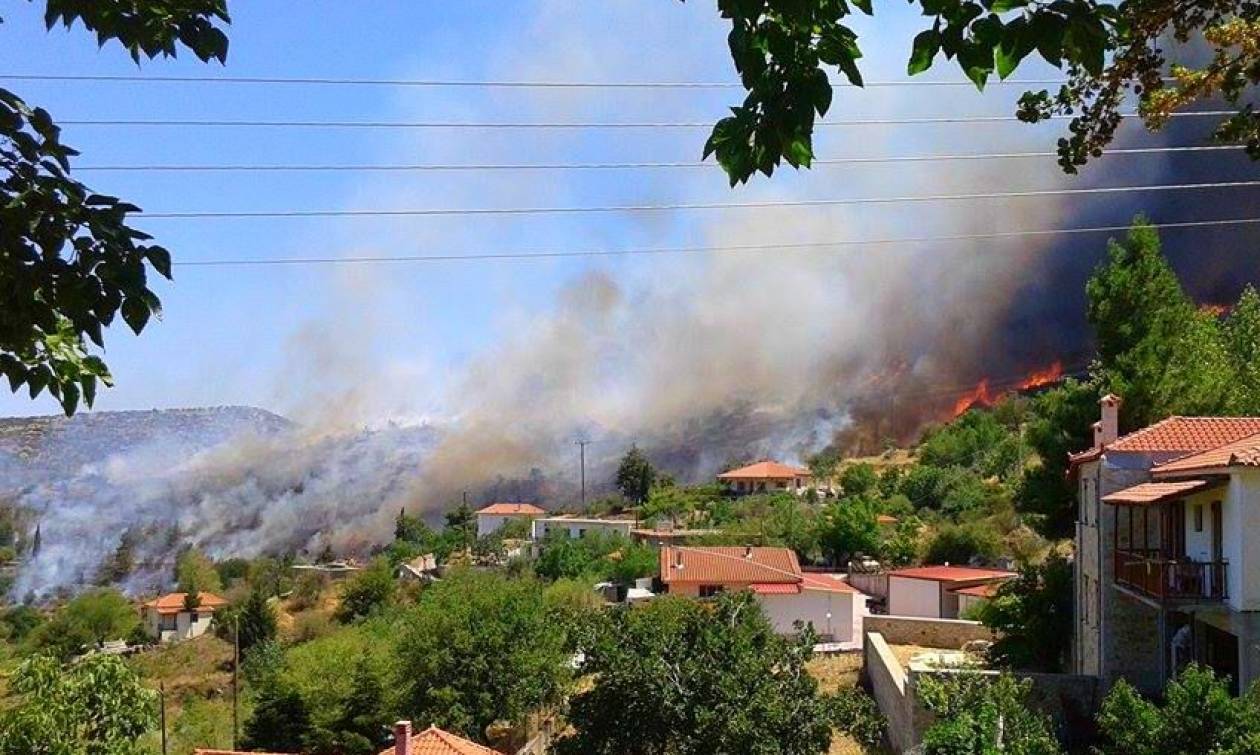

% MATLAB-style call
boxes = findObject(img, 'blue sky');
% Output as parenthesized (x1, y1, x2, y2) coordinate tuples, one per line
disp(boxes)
(2, 2, 1254, 424)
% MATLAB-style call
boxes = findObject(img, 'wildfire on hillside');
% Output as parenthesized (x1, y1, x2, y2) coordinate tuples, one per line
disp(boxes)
(1200, 302, 1232, 317)
(949, 360, 1064, 418)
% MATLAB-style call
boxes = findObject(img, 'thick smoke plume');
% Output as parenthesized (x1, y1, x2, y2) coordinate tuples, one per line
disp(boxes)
(6, 0, 1260, 596)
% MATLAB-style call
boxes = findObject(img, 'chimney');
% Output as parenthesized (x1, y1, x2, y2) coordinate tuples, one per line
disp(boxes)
(1100, 394, 1122, 446)
(744, 545, 753, 560)
(674, 549, 684, 570)
(1092, 421, 1103, 449)
(394, 721, 412, 755)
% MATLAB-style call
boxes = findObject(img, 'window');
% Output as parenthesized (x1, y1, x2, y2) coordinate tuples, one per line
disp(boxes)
(699, 585, 724, 598)
(159, 614, 176, 632)
(1194, 504, 1204, 533)
(189, 612, 199, 624)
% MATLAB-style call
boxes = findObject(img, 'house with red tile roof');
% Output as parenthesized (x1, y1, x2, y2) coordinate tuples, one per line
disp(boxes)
(659, 546, 867, 643)
(142, 592, 228, 643)
(1071, 394, 1260, 695)
(885, 565, 1015, 619)
(474, 502, 546, 538)
(383, 721, 502, 755)
(194, 721, 501, 755)
(716, 461, 811, 495)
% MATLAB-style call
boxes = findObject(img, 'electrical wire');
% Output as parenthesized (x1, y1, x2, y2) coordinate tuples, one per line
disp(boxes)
(0, 72, 1080, 89)
(143, 180, 1260, 220)
(56, 110, 1234, 129)
(74, 144, 1246, 173)
(170, 216, 1260, 267)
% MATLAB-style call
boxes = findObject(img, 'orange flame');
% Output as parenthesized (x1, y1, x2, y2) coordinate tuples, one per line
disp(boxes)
(951, 360, 1064, 418)
(1017, 360, 1063, 390)
(1200, 303, 1231, 317)
(952, 379, 995, 417)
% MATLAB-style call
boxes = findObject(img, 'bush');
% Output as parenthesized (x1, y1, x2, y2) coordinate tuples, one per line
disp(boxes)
(923, 522, 1001, 565)
(291, 611, 335, 645)
(828, 687, 885, 748)
(290, 572, 329, 612)
(335, 559, 395, 623)
(28, 588, 139, 659)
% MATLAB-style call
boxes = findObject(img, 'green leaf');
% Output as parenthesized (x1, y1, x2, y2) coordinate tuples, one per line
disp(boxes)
(120, 297, 150, 334)
(908, 30, 941, 75)
(145, 247, 172, 278)
(990, 0, 1028, 11)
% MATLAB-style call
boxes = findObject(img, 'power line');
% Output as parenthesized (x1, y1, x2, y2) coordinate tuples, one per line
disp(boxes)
(142, 180, 1260, 220)
(0, 72, 1080, 89)
(56, 110, 1232, 129)
(74, 145, 1246, 173)
(170, 216, 1260, 267)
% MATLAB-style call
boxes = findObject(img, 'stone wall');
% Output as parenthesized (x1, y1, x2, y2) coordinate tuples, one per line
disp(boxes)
(862, 631, 917, 754)
(1108, 589, 1164, 694)
(864, 614, 995, 649)
(862, 628, 1104, 753)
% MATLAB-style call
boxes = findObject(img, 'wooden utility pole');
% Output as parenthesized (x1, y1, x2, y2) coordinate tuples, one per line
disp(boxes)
(232, 614, 240, 749)
(575, 440, 591, 508)
(160, 682, 168, 755)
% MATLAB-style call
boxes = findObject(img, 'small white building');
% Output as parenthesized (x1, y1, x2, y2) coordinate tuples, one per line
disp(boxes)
(475, 503, 546, 538)
(531, 515, 635, 541)
(142, 592, 228, 643)
(658, 546, 868, 643)
(886, 565, 1015, 619)
(717, 461, 812, 495)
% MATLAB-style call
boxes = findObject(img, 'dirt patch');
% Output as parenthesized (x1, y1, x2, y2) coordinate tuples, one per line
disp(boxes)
(807, 652, 864, 694)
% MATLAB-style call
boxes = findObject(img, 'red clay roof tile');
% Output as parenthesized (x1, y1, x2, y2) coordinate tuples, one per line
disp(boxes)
(660, 546, 802, 585)
(716, 461, 811, 480)
(474, 503, 546, 516)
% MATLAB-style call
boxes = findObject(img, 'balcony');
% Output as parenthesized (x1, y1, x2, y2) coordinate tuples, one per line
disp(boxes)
(1114, 549, 1227, 602)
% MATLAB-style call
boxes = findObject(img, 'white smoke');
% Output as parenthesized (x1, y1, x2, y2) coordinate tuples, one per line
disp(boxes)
(6, 0, 1183, 596)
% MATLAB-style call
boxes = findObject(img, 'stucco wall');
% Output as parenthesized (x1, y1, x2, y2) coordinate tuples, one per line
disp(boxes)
(757, 588, 858, 641)
(862, 631, 917, 753)
(863, 615, 994, 648)
(888, 577, 940, 618)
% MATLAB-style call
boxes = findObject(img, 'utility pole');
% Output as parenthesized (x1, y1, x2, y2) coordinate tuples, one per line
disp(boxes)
(160, 682, 168, 755)
(575, 440, 591, 508)
(232, 614, 240, 749)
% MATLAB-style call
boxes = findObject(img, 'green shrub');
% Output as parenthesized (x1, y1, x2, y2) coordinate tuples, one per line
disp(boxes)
(828, 687, 885, 748)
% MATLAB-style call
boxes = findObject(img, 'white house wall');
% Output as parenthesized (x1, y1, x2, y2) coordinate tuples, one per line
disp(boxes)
(888, 576, 941, 618)
(1232, 469, 1260, 612)
(756, 589, 858, 642)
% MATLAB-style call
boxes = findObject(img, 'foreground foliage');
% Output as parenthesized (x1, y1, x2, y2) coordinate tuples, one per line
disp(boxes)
(1094, 664, 1260, 755)
(0, 654, 156, 754)
(693, 0, 1260, 183)
(558, 592, 833, 755)
(919, 673, 1061, 754)
(1, 2, 229, 414)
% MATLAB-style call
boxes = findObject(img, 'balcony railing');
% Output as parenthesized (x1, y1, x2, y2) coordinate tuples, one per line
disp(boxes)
(1114, 549, 1227, 601)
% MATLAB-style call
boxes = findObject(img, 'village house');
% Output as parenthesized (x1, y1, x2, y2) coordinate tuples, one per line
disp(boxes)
(658, 545, 867, 643)
(716, 460, 812, 495)
(531, 514, 635, 541)
(193, 721, 498, 755)
(885, 565, 1015, 619)
(474, 502, 546, 538)
(1072, 395, 1260, 694)
(142, 592, 229, 643)
(384, 721, 501, 755)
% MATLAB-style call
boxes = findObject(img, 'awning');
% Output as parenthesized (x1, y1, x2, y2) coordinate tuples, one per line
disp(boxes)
(749, 583, 801, 595)
(1101, 479, 1221, 505)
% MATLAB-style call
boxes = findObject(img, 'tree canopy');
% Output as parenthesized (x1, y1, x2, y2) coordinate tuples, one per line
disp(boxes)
(694, 0, 1260, 184)
(558, 592, 833, 755)
(1, 2, 230, 414)
(393, 569, 572, 743)
(0, 654, 157, 754)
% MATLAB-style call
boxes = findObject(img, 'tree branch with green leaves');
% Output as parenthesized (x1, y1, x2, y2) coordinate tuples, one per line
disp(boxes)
(1, 1, 230, 414)
(694, 0, 1260, 183)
